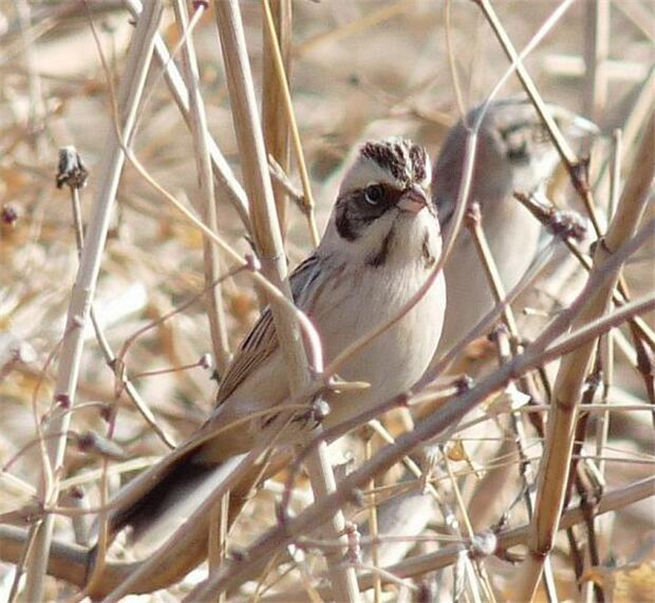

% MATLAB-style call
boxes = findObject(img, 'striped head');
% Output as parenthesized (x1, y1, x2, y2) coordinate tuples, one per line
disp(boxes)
(320, 138, 440, 269)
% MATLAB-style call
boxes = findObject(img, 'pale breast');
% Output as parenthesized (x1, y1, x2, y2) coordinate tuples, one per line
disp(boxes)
(310, 258, 445, 425)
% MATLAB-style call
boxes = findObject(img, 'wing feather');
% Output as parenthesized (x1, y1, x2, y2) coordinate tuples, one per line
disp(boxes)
(215, 254, 322, 406)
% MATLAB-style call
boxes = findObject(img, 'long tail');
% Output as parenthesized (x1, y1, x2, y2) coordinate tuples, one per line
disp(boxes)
(85, 440, 292, 597)
(100, 445, 259, 553)
(86, 448, 249, 598)
(107, 448, 221, 540)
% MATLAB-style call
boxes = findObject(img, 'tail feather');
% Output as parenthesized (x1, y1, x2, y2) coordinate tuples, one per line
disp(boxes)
(109, 451, 214, 540)
(86, 449, 293, 597)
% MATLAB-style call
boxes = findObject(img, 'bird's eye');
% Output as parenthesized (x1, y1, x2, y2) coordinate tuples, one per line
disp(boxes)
(364, 184, 384, 205)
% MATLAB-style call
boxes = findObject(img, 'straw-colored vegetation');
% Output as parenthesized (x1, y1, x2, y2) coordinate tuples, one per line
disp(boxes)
(1, 1, 653, 601)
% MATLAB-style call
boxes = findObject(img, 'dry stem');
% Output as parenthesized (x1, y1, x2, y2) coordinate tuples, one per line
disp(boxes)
(173, 0, 231, 376)
(213, 1, 359, 600)
(22, 4, 163, 600)
(517, 109, 655, 600)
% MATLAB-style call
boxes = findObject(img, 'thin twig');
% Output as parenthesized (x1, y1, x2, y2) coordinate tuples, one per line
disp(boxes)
(60, 145, 176, 448)
(22, 4, 164, 600)
(173, 0, 231, 376)
(1, 475, 651, 596)
(262, 0, 320, 246)
(583, 0, 610, 122)
(122, 0, 252, 231)
(261, 0, 291, 236)
(517, 109, 655, 600)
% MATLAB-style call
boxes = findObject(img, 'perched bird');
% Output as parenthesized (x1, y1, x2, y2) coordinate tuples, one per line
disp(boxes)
(358, 102, 596, 574)
(92, 138, 446, 592)
(432, 98, 595, 355)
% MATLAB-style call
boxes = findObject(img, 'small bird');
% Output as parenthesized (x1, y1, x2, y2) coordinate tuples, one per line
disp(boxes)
(432, 98, 595, 355)
(95, 138, 446, 585)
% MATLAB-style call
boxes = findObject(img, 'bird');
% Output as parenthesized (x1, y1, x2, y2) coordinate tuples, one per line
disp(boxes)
(362, 102, 597, 573)
(432, 98, 596, 356)
(90, 137, 446, 591)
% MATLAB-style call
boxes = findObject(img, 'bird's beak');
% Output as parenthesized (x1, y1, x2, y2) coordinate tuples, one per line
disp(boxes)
(397, 185, 428, 214)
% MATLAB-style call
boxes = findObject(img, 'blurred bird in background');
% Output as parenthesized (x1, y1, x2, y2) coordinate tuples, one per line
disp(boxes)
(433, 97, 597, 359)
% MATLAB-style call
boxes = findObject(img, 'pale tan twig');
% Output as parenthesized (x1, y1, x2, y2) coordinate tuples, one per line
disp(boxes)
(444, 0, 467, 122)
(262, 0, 292, 236)
(593, 64, 655, 208)
(22, 4, 164, 601)
(362, 429, 381, 603)
(262, 0, 320, 247)
(443, 455, 495, 602)
(611, 0, 655, 43)
(466, 203, 520, 337)
(268, 154, 307, 212)
(583, 0, 610, 122)
(517, 109, 655, 600)
(173, 0, 231, 376)
(122, 0, 251, 230)
(59, 145, 176, 448)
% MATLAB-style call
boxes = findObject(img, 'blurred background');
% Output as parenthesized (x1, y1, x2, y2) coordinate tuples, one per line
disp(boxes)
(0, 1, 653, 600)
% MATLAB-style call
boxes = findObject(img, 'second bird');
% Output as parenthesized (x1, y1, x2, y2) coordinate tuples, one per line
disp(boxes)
(432, 98, 595, 355)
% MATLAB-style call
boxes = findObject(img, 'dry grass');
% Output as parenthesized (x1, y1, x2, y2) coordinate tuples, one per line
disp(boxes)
(1, 1, 654, 601)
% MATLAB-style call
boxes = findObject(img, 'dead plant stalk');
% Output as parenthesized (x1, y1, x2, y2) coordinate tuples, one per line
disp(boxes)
(173, 0, 231, 376)
(123, 0, 252, 230)
(1, 475, 652, 596)
(518, 109, 655, 600)
(213, 1, 359, 600)
(21, 3, 163, 601)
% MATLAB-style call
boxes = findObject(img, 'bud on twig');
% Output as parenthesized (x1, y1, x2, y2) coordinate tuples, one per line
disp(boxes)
(56, 146, 88, 190)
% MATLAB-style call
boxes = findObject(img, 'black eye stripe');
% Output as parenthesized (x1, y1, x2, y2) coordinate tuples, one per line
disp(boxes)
(359, 183, 402, 208)
(335, 184, 404, 241)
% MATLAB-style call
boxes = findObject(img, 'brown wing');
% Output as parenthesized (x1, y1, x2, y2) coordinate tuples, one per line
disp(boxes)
(215, 254, 322, 406)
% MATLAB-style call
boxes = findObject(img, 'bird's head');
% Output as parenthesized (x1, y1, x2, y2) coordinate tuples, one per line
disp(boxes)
(321, 137, 439, 268)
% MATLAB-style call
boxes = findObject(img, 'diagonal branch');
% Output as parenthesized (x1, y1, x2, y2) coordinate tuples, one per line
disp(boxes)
(516, 109, 655, 601)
